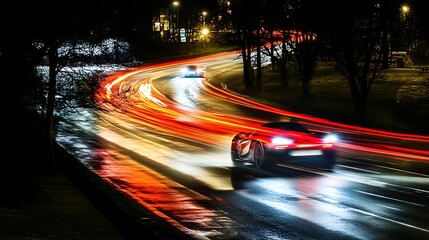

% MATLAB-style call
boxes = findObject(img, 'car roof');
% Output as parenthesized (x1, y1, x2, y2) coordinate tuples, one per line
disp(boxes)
(261, 122, 309, 132)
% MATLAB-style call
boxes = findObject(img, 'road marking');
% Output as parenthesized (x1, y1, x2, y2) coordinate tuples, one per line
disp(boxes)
(338, 164, 380, 174)
(350, 207, 429, 233)
(355, 190, 425, 207)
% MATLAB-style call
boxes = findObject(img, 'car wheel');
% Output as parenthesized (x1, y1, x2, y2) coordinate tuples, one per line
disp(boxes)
(321, 158, 336, 172)
(231, 143, 244, 166)
(320, 152, 336, 171)
(231, 150, 243, 166)
(251, 141, 266, 169)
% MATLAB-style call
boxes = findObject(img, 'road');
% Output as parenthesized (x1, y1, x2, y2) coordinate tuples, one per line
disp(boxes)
(56, 52, 429, 240)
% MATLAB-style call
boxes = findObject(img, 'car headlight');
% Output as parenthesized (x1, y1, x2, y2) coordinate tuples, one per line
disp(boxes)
(272, 137, 294, 145)
(323, 133, 338, 143)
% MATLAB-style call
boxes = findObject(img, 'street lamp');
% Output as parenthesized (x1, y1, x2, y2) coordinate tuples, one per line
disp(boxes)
(401, 5, 409, 14)
(173, 1, 180, 41)
(202, 11, 207, 27)
(200, 27, 210, 44)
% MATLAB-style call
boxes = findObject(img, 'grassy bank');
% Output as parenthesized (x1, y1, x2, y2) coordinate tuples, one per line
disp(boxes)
(224, 62, 429, 135)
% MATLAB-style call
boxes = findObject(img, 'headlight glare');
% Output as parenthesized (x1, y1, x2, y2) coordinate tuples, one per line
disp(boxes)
(323, 133, 338, 143)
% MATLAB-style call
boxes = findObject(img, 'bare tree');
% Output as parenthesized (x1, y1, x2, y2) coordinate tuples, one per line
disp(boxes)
(324, 1, 384, 119)
(288, 0, 325, 101)
(294, 31, 319, 100)
(231, 0, 263, 89)
(261, 0, 294, 92)
(0, 1, 134, 169)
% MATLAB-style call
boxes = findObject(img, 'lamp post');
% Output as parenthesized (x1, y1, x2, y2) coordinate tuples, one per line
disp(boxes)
(173, 1, 180, 41)
(400, 4, 414, 51)
(202, 11, 207, 27)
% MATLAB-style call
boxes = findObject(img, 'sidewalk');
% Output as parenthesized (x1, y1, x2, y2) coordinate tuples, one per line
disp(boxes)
(0, 112, 127, 240)
(0, 170, 126, 240)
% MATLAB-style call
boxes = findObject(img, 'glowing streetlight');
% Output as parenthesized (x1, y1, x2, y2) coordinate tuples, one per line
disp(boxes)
(173, 1, 180, 37)
(202, 11, 207, 27)
(401, 4, 410, 19)
(201, 27, 209, 36)
(200, 27, 210, 43)
(401, 5, 409, 14)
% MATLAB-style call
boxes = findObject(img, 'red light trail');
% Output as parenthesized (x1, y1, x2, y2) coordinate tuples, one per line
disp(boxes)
(96, 53, 429, 162)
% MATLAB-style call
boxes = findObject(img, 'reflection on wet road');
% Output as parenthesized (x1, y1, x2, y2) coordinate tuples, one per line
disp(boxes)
(57, 52, 429, 239)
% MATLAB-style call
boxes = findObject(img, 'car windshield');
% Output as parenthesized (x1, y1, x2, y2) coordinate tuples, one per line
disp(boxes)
(261, 122, 309, 133)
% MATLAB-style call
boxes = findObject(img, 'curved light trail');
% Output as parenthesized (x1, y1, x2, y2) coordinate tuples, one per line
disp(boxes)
(97, 52, 429, 163)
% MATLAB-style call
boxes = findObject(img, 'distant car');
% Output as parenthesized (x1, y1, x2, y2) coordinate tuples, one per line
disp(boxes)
(230, 121, 338, 171)
(181, 65, 205, 78)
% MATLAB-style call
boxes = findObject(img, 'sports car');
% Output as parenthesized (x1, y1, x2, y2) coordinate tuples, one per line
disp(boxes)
(230, 121, 338, 171)
(181, 65, 205, 78)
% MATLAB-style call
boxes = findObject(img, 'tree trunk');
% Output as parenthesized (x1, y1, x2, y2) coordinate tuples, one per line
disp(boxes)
(381, 0, 389, 69)
(245, 31, 254, 89)
(348, 76, 367, 120)
(255, 14, 262, 89)
(239, 32, 252, 90)
(301, 75, 310, 100)
(280, 37, 289, 92)
(279, 58, 288, 92)
(296, 33, 317, 101)
(45, 38, 58, 170)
